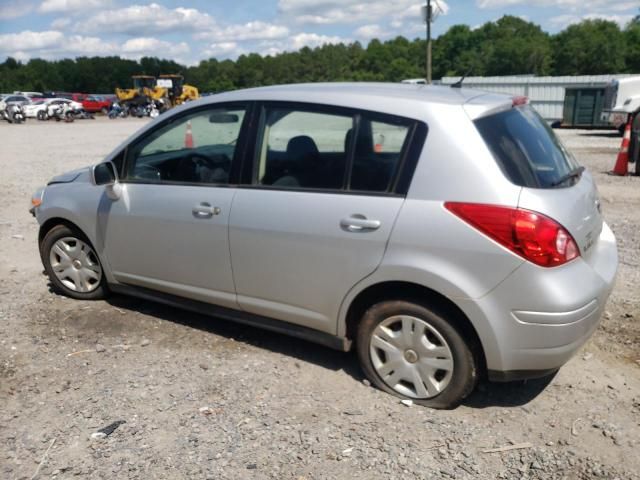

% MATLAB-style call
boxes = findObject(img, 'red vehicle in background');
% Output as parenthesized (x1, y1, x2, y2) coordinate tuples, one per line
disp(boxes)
(71, 93, 112, 114)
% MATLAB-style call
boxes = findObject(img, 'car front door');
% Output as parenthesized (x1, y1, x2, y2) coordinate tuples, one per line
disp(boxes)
(229, 103, 422, 333)
(101, 103, 250, 308)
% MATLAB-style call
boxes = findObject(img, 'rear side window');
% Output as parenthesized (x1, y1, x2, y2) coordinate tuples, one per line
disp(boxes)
(474, 105, 580, 188)
(349, 115, 412, 192)
(253, 104, 417, 193)
(255, 107, 354, 190)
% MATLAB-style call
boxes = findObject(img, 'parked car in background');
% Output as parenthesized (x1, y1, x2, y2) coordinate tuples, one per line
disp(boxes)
(30, 83, 617, 409)
(13, 91, 43, 100)
(24, 98, 82, 119)
(80, 95, 112, 114)
(1, 94, 32, 106)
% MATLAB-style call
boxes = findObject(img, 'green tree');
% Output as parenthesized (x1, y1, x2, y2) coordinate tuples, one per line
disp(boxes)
(624, 15, 640, 72)
(553, 19, 626, 75)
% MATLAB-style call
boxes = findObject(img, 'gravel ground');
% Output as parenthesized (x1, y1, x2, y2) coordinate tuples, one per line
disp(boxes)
(0, 118, 639, 480)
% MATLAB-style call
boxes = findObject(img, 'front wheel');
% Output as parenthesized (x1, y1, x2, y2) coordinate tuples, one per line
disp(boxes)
(356, 300, 478, 409)
(37, 110, 47, 121)
(40, 225, 108, 300)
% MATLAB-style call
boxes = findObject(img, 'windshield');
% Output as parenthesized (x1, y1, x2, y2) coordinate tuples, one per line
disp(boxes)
(474, 105, 580, 188)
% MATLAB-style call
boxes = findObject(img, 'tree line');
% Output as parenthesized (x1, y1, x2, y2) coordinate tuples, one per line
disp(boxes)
(1, 15, 638, 94)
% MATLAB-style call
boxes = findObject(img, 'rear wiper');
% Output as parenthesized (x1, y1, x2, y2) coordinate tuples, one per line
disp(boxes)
(550, 166, 585, 187)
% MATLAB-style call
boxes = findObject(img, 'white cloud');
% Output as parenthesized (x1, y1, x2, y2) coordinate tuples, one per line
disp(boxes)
(550, 13, 635, 28)
(290, 33, 348, 50)
(76, 3, 214, 35)
(0, 30, 65, 52)
(203, 42, 242, 58)
(0, 30, 193, 62)
(51, 18, 71, 29)
(64, 35, 118, 55)
(121, 37, 190, 57)
(38, 0, 112, 13)
(250, 33, 350, 58)
(196, 21, 290, 42)
(0, 0, 35, 19)
(278, 0, 444, 25)
(354, 24, 390, 40)
(477, 0, 636, 11)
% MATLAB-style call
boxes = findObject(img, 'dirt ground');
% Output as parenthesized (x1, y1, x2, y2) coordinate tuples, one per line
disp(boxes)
(0, 118, 639, 480)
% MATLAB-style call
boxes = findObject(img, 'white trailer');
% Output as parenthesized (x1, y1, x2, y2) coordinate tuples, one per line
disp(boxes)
(602, 77, 640, 134)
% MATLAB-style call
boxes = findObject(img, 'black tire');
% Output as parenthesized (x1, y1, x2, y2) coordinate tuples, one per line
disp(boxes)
(40, 224, 108, 300)
(37, 110, 47, 121)
(356, 300, 478, 409)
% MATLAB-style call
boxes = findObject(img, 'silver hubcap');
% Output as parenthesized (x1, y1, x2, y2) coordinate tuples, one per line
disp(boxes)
(49, 237, 102, 293)
(370, 315, 454, 399)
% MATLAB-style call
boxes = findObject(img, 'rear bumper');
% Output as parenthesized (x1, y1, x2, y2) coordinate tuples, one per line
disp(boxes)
(457, 222, 617, 376)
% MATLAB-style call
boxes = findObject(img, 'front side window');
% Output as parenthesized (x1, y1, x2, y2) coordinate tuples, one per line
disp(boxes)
(125, 105, 246, 185)
(255, 107, 353, 190)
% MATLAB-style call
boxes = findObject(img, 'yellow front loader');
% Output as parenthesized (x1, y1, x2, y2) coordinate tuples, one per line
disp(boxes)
(157, 74, 199, 106)
(115, 75, 161, 104)
(115, 74, 199, 109)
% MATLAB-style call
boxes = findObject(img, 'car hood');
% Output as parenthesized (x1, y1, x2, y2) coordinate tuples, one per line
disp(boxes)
(47, 167, 89, 185)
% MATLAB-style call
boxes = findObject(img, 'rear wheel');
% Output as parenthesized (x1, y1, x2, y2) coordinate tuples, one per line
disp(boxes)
(40, 225, 108, 300)
(37, 110, 47, 121)
(356, 300, 477, 409)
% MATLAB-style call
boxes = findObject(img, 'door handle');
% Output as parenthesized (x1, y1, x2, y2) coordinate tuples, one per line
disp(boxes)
(340, 215, 381, 232)
(192, 203, 221, 218)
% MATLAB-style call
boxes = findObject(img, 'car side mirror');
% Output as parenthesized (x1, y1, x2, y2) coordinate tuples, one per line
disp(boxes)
(92, 161, 122, 200)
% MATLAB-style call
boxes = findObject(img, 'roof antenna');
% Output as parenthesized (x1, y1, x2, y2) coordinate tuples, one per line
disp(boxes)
(451, 69, 472, 89)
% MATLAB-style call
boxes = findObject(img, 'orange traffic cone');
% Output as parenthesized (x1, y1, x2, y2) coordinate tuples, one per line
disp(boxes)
(184, 120, 194, 149)
(611, 119, 631, 176)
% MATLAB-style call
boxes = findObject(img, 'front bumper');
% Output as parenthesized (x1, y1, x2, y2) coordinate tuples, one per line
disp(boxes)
(457, 222, 617, 378)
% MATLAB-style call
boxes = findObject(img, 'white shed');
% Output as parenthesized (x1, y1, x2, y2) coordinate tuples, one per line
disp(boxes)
(438, 74, 637, 121)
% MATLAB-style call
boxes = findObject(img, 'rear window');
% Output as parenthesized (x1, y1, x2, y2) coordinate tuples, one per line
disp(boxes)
(474, 105, 580, 188)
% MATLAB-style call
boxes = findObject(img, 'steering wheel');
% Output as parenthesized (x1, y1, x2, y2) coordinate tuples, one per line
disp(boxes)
(133, 164, 162, 181)
(186, 152, 216, 168)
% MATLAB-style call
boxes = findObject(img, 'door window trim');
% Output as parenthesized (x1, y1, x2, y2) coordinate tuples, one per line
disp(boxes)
(120, 101, 254, 188)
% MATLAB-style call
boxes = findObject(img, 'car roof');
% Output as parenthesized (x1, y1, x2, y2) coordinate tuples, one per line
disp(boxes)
(193, 82, 513, 120)
(215, 82, 482, 103)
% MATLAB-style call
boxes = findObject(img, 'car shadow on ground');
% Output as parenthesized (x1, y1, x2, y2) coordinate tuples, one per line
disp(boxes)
(463, 374, 556, 408)
(578, 131, 622, 139)
(104, 293, 363, 379)
(93, 292, 554, 408)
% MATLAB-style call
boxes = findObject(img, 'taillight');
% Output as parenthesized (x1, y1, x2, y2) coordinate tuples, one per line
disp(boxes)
(445, 203, 579, 267)
(512, 96, 529, 106)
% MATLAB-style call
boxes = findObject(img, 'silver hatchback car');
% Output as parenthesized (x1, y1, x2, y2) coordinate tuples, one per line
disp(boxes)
(31, 83, 617, 408)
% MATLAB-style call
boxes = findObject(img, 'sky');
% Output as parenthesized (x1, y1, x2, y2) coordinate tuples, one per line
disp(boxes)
(0, 0, 637, 65)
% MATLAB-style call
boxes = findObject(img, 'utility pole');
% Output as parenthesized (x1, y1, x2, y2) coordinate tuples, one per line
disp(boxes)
(426, 0, 432, 84)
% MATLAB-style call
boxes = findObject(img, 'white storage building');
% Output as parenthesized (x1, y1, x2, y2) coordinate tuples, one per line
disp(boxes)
(438, 74, 637, 122)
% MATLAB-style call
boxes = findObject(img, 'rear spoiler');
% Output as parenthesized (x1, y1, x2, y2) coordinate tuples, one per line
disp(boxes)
(463, 93, 528, 120)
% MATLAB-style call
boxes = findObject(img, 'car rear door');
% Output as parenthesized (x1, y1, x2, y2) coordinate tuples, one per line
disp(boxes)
(229, 102, 425, 333)
(102, 103, 250, 308)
